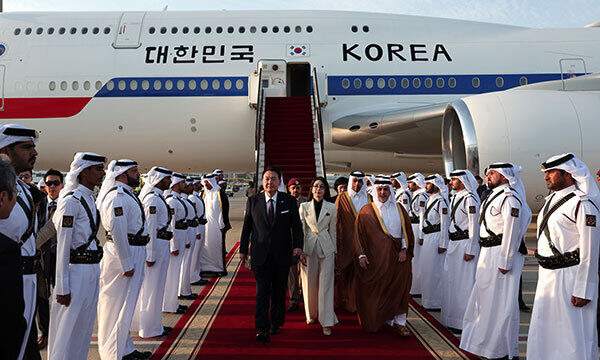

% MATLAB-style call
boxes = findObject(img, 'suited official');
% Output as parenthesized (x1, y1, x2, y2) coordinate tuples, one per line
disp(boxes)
(240, 166, 304, 342)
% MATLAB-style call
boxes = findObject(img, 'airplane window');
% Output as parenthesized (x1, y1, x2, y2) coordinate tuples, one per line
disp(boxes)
(353, 78, 362, 89)
(216, 27, 223, 34)
(93, 27, 100, 34)
(341, 78, 350, 89)
(105, 81, 113, 91)
(60, 81, 68, 91)
(48, 81, 56, 91)
(200, 79, 208, 90)
(95, 81, 103, 90)
(14, 28, 20, 36)
(448, 77, 456, 88)
(250, 26, 257, 33)
(388, 78, 396, 88)
(401, 78, 409, 88)
(520, 76, 528, 86)
(70, 27, 77, 35)
(212, 79, 220, 90)
(295, 26, 301, 33)
(436, 78, 445, 88)
(141, 80, 150, 90)
(194, 26, 201, 34)
(205, 27, 212, 34)
(165, 80, 173, 90)
(261, 26, 268, 33)
(272, 26, 279, 33)
(239, 26, 245, 33)
(496, 77, 504, 87)
(59, 27, 66, 35)
(365, 78, 373, 89)
(177, 80, 185, 90)
(224, 79, 232, 90)
(472, 77, 480, 88)
(171, 27, 178, 34)
(160, 27, 167, 34)
(227, 26, 234, 33)
(118, 80, 126, 91)
(377, 78, 385, 89)
(424, 78, 433, 88)
(351, 25, 358, 33)
(413, 78, 421, 88)
(363, 25, 370, 32)
(236, 79, 244, 89)
(104, 27, 111, 34)
(307, 25, 313, 33)
(284, 26, 290, 33)
(36, 28, 43, 35)
(153, 80, 162, 90)
(72, 81, 79, 90)
(130, 80, 138, 91)
(83, 81, 90, 90)
(81, 27, 88, 34)
(25, 28, 32, 35)
(182, 27, 189, 34)
(189, 80, 197, 90)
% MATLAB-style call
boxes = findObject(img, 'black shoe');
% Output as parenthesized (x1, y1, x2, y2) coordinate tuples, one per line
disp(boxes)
(133, 350, 152, 359)
(269, 326, 280, 335)
(175, 304, 188, 314)
(410, 294, 422, 298)
(178, 294, 198, 300)
(191, 279, 209, 285)
(287, 303, 299, 312)
(447, 327, 462, 335)
(256, 330, 270, 342)
(217, 271, 228, 277)
(519, 303, 531, 312)
(160, 326, 173, 336)
(424, 308, 441, 312)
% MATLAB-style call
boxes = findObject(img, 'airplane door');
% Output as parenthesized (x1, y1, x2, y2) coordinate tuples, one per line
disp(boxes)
(113, 12, 146, 49)
(560, 58, 586, 88)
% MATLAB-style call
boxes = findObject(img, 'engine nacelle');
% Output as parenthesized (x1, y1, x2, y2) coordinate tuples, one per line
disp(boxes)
(442, 89, 600, 210)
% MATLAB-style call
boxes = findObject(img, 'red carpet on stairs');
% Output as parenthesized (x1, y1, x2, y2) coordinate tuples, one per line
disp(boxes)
(264, 96, 316, 196)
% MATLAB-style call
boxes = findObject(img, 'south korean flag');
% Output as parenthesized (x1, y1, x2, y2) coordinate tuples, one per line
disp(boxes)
(287, 44, 310, 57)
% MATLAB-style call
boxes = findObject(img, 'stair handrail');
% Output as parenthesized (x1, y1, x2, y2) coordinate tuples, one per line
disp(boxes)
(255, 68, 265, 189)
(311, 67, 326, 177)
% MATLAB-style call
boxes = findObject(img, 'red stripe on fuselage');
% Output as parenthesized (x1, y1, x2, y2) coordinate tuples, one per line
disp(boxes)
(0, 97, 92, 119)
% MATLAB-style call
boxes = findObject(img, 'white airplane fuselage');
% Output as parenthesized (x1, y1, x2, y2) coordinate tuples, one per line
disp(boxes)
(2, 10, 600, 174)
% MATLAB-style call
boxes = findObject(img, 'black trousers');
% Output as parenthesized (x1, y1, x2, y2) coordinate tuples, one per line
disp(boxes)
(23, 317, 41, 360)
(253, 255, 289, 331)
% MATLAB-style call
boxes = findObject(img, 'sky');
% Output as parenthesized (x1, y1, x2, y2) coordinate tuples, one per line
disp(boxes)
(7, 0, 600, 29)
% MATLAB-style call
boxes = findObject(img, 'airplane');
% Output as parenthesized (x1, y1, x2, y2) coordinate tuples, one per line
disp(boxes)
(1, 10, 600, 209)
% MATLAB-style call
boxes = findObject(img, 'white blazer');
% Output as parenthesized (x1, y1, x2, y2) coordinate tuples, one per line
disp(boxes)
(299, 200, 337, 257)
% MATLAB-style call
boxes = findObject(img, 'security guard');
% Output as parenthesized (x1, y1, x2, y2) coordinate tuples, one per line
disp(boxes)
(189, 177, 209, 286)
(406, 173, 429, 296)
(96, 159, 151, 360)
(47, 152, 106, 360)
(179, 177, 199, 300)
(0, 124, 40, 360)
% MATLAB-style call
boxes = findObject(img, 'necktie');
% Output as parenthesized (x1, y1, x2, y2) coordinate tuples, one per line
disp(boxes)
(268, 199, 275, 225)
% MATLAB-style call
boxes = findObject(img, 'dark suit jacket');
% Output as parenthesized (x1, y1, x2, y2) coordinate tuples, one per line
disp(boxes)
(240, 191, 304, 268)
(219, 188, 232, 231)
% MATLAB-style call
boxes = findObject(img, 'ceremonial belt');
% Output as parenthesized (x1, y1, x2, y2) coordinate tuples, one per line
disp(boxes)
(422, 197, 445, 234)
(64, 191, 104, 264)
(449, 230, 470, 241)
(534, 192, 580, 269)
(449, 193, 476, 241)
(16, 182, 36, 247)
(157, 228, 173, 240)
(143, 192, 173, 241)
(479, 233, 503, 247)
(479, 188, 528, 255)
(106, 232, 150, 246)
(21, 251, 41, 274)
(409, 193, 421, 223)
(185, 198, 199, 227)
(166, 194, 189, 229)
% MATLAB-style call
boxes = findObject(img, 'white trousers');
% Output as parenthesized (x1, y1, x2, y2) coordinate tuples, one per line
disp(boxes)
(190, 225, 205, 283)
(419, 231, 445, 309)
(300, 250, 338, 328)
(179, 229, 196, 296)
(97, 243, 145, 360)
(47, 263, 100, 360)
(132, 239, 170, 338)
(163, 251, 183, 312)
(409, 223, 422, 295)
(18, 274, 37, 360)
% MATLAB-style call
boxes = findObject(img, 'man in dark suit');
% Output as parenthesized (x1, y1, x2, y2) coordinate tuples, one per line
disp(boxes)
(240, 166, 305, 343)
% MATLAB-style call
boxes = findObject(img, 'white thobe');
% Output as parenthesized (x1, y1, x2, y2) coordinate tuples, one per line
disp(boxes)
(409, 189, 428, 295)
(199, 190, 225, 272)
(419, 192, 449, 309)
(179, 197, 197, 296)
(395, 188, 412, 213)
(163, 190, 187, 312)
(48, 185, 100, 360)
(189, 192, 206, 283)
(527, 186, 600, 359)
(0, 179, 37, 360)
(440, 190, 480, 329)
(97, 183, 147, 360)
(132, 188, 171, 338)
(460, 184, 525, 359)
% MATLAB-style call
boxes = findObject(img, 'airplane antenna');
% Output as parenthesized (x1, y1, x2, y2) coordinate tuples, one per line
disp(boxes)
(162, 5, 168, 11)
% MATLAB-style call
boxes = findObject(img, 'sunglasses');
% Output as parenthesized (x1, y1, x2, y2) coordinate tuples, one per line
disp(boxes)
(45, 180, 62, 187)
(19, 174, 31, 179)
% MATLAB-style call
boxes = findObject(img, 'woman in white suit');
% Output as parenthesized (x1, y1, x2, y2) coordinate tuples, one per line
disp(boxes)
(299, 176, 339, 336)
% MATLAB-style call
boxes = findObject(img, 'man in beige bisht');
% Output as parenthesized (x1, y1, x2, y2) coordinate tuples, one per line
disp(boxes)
(354, 177, 414, 336)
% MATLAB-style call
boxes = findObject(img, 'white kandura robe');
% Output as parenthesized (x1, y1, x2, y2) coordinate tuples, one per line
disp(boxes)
(409, 190, 428, 295)
(190, 193, 206, 283)
(419, 192, 448, 309)
(179, 198, 197, 296)
(527, 187, 600, 360)
(199, 190, 225, 272)
(163, 191, 186, 312)
(440, 191, 480, 329)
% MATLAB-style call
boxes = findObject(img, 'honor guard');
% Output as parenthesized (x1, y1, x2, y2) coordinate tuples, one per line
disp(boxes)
(133, 167, 173, 338)
(47, 152, 106, 360)
(163, 172, 189, 314)
(391, 172, 412, 213)
(527, 153, 600, 359)
(189, 177, 209, 286)
(0, 124, 39, 360)
(179, 177, 199, 300)
(96, 159, 151, 360)
(460, 162, 531, 360)
(199, 174, 227, 276)
(406, 173, 429, 296)
(440, 169, 480, 333)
